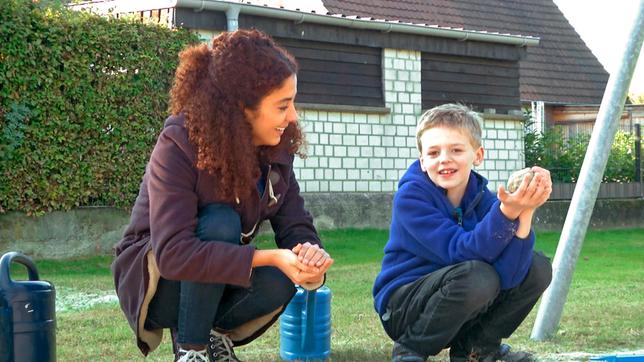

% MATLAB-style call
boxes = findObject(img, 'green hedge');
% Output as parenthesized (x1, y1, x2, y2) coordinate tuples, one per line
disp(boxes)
(524, 122, 640, 183)
(0, 1, 199, 214)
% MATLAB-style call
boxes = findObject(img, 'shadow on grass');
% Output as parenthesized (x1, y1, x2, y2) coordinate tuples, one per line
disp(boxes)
(330, 348, 390, 362)
(330, 347, 452, 362)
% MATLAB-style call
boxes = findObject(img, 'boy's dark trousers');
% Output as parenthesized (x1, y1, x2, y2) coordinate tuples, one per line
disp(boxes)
(380, 253, 552, 358)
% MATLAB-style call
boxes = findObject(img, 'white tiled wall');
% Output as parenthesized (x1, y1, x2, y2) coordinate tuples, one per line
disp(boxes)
(479, 117, 526, 190)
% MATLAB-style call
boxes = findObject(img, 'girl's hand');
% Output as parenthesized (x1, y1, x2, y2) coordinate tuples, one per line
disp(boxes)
(273, 249, 321, 285)
(297, 257, 334, 284)
(292, 242, 334, 284)
(292, 242, 331, 267)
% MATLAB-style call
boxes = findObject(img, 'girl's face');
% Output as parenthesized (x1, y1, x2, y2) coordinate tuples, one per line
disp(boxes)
(245, 74, 298, 147)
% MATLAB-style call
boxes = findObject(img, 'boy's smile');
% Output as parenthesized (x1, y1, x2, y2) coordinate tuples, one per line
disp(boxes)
(419, 127, 484, 206)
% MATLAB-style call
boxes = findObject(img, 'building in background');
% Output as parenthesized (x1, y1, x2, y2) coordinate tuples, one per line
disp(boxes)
(71, 0, 619, 228)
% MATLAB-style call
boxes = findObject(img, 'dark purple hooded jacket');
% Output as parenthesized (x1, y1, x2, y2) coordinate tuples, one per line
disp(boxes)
(112, 114, 321, 355)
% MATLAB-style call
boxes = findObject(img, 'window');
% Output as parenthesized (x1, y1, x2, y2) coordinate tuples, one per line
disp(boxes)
(278, 38, 384, 107)
(422, 53, 520, 114)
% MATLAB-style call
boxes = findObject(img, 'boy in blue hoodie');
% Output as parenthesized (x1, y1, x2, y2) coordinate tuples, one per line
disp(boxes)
(373, 104, 553, 362)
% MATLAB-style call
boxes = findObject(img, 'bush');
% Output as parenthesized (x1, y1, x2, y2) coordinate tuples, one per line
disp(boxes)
(0, 0, 199, 214)
(524, 118, 639, 183)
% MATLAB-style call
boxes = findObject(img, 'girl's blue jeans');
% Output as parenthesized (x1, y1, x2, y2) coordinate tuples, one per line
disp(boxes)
(145, 203, 296, 345)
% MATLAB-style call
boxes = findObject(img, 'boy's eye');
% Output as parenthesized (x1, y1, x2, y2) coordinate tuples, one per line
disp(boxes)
(428, 151, 439, 157)
(278, 106, 288, 111)
(452, 148, 463, 153)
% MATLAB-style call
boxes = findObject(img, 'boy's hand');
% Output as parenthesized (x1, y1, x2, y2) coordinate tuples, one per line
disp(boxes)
(498, 166, 552, 219)
(530, 166, 552, 207)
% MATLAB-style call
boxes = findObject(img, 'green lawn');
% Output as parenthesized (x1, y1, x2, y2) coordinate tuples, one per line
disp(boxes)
(8, 228, 644, 361)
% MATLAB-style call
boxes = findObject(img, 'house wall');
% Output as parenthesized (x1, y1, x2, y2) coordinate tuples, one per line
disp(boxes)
(81, 7, 529, 194)
(136, 20, 528, 193)
(148, 26, 526, 222)
(294, 48, 526, 195)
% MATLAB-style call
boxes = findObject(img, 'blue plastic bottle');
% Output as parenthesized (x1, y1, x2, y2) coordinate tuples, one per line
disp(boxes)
(279, 286, 331, 361)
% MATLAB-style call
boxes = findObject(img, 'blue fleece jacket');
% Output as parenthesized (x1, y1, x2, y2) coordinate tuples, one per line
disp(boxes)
(372, 160, 535, 316)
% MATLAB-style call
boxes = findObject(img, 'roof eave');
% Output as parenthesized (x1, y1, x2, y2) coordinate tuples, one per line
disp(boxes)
(71, 0, 540, 47)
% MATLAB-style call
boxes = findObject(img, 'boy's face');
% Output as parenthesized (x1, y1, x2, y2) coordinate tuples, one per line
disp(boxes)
(419, 126, 484, 196)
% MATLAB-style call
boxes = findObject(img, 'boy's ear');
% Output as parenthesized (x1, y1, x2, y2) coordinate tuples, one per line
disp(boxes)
(473, 146, 485, 166)
(419, 154, 427, 172)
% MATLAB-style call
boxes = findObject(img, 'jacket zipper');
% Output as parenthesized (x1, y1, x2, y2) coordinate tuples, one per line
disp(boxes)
(240, 165, 277, 243)
(453, 207, 463, 226)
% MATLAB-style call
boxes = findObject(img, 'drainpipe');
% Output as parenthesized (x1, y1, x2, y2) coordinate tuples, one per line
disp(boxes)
(225, 4, 240, 31)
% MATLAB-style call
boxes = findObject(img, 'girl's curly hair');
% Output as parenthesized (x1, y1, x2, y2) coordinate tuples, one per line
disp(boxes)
(169, 29, 303, 203)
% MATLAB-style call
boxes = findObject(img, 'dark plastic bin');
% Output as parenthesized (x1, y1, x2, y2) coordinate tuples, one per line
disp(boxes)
(0, 252, 56, 362)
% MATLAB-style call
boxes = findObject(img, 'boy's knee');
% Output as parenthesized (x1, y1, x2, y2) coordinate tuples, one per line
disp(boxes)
(450, 261, 500, 310)
(469, 260, 500, 298)
(195, 203, 241, 244)
(528, 252, 552, 293)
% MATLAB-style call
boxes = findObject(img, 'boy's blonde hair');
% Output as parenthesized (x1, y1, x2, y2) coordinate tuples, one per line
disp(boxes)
(415, 103, 483, 152)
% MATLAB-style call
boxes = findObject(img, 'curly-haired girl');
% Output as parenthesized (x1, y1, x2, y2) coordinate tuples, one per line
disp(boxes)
(112, 29, 333, 362)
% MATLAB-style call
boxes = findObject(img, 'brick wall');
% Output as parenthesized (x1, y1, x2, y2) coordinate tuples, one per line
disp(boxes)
(479, 116, 526, 190)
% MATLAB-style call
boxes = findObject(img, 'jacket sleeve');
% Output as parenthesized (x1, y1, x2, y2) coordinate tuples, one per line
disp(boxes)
(492, 231, 535, 289)
(269, 164, 321, 250)
(393, 181, 518, 265)
(147, 125, 255, 286)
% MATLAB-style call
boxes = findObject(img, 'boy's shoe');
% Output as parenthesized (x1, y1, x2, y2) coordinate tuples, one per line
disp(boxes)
(176, 348, 209, 362)
(207, 329, 242, 362)
(481, 344, 535, 362)
(451, 344, 535, 362)
(391, 342, 427, 362)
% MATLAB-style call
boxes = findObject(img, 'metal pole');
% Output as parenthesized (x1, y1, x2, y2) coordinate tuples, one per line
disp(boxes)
(531, 0, 644, 340)
(635, 123, 641, 182)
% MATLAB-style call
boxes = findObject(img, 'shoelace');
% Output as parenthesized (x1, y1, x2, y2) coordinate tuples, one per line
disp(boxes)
(209, 330, 240, 362)
(176, 348, 209, 362)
